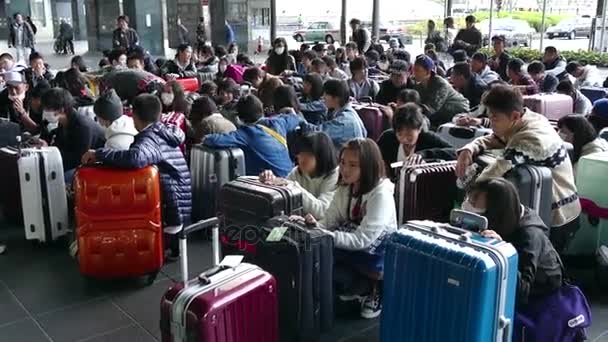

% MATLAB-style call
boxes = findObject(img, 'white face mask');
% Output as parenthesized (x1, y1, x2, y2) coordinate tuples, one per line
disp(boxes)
(558, 131, 569, 142)
(8, 92, 26, 102)
(43, 110, 59, 124)
(461, 199, 486, 215)
(378, 61, 390, 71)
(219, 65, 227, 73)
(274, 47, 285, 55)
(161, 93, 175, 106)
(47, 122, 59, 131)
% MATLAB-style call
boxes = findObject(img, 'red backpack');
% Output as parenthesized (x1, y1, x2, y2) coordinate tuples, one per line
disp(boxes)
(225, 64, 245, 84)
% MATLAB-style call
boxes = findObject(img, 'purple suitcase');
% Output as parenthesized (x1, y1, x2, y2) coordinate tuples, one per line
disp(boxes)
(159, 218, 279, 342)
(352, 102, 384, 141)
(523, 94, 573, 122)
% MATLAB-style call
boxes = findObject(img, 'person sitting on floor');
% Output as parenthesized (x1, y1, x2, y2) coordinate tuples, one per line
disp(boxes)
(527, 61, 559, 94)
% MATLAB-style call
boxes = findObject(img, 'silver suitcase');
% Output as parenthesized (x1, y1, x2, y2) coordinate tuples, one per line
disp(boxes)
(18, 147, 69, 242)
(190, 145, 246, 221)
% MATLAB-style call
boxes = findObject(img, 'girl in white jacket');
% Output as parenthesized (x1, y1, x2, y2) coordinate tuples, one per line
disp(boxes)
(93, 89, 137, 150)
(260, 132, 338, 220)
(301, 138, 397, 319)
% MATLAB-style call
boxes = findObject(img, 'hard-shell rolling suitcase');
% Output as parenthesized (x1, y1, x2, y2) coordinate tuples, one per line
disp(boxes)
(190, 146, 245, 222)
(395, 161, 458, 225)
(175, 77, 200, 92)
(580, 86, 608, 104)
(381, 216, 518, 342)
(523, 93, 573, 122)
(18, 147, 69, 243)
(0, 147, 22, 224)
(352, 102, 383, 141)
(252, 216, 334, 341)
(159, 218, 279, 342)
(0, 119, 20, 148)
(74, 166, 163, 280)
(567, 152, 608, 257)
(476, 155, 554, 228)
(437, 123, 492, 149)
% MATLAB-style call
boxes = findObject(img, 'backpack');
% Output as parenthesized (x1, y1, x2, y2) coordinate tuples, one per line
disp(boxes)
(224, 64, 245, 84)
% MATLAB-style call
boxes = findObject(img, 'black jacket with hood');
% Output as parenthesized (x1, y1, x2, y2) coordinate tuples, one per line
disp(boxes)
(505, 207, 563, 308)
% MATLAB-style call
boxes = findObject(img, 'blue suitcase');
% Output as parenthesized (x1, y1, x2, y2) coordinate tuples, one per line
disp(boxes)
(580, 87, 608, 104)
(381, 219, 518, 342)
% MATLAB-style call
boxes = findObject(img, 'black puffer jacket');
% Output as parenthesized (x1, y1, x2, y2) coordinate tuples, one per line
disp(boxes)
(505, 207, 562, 308)
(95, 122, 192, 226)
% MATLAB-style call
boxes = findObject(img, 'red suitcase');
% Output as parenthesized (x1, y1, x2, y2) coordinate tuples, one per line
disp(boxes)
(176, 77, 200, 92)
(0, 147, 22, 224)
(74, 166, 163, 281)
(394, 161, 458, 225)
(352, 101, 384, 141)
(523, 93, 573, 122)
(160, 218, 279, 342)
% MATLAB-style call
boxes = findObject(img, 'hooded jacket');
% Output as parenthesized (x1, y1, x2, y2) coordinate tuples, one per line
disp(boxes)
(95, 122, 192, 226)
(318, 178, 397, 253)
(74, 94, 97, 123)
(544, 56, 568, 80)
(574, 65, 602, 89)
(477, 65, 501, 84)
(104, 115, 138, 150)
(461, 109, 581, 227)
(506, 207, 562, 307)
(8, 22, 35, 48)
(416, 74, 470, 127)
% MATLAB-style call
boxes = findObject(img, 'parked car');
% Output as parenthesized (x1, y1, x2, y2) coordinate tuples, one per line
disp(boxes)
(479, 18, 536, 47)
(361, 20, 407, 42)
(293, 21, 341, 44)
(546, 17, 592, 40)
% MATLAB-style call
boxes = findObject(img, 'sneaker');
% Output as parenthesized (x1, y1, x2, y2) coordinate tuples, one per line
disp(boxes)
(360, 293, 382, 319)
(338, 294, 364, 302)
(69, 241, 78, 258)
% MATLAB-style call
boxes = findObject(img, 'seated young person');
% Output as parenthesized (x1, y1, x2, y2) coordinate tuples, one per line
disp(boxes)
(375, 60, 415, 105)
(566, 61, 603, 89)
(299, 73, 328, 125)
(300, 138, 398, 319)
(81, 94, 192, 257)
(93, 89, 137, 150)
(556, 80, 592, 115)
(464, 177, 562, 309)
(303, 79, 367, 148)
(557, 114, 608, 177)
(0, 71, 40, 133)
(413, 55, 469, 128)
(377, 103, 456, 178)
(216, 78, 240, 124)
(527, 61, 559, 94)
(471, 52, 501, 85)
(272, 85, 301, 115)
(323, 56, 349, 81)
(508, 58, 538, 96)
(161, 44, 198, 80)
(259, 132, 339, 220)
(348, 57, 380, 101)
(203, 94, 301, 177)
(456, 85, 581, 254)
(41, 88, 105, 183)
(188, 95, 236, 144)
(449, 62, 488, 109)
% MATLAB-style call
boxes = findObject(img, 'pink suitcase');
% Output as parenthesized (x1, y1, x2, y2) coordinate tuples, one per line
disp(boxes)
(159, 218, 279, 342)
(523, 94, 573, 122)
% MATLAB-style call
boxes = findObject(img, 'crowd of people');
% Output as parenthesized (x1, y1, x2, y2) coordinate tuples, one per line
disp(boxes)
(0, 12, 604, 335)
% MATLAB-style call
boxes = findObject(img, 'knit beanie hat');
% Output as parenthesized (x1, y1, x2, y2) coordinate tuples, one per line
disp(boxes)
(94, 89, 123, 122)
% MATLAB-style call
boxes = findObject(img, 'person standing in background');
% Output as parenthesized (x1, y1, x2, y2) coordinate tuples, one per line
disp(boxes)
(113, 15, 139, 51)
(59, 20, 75, 55)
(196, 17, 207, 55)
(225, 20, 236, 46)
(8, 13, 35, 64)
(350, 18, 371, 54)
(177, 17, 189, 46)
(443, 17, 457, 47)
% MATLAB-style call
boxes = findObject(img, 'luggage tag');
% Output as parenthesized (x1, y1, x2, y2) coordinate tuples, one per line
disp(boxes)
(266, 226, 288, 242)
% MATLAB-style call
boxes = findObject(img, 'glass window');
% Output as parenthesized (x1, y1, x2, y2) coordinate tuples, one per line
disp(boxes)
(31, 0, 46, 27)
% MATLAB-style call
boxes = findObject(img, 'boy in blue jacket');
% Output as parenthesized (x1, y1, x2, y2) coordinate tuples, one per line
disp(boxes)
(82, 94, 191, 258)
(203, 94, 301, 177)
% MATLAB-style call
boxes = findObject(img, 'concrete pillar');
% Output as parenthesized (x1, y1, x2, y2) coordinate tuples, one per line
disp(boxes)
(372, 0, 380, 40)
(270, 0, 276, 42)
(209, 0, 226, 46)
(340, 0, 347, 45)
(122, 0, 168, 56)
(445, 0, 453, 18)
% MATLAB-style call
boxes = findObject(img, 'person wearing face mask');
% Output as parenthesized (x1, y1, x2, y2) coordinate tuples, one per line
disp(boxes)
(456, 85, 581, 254)
(0, 71, 40, 133)
(413, 55, 469, 128)
(41, 88, 105, 183)
(226, 43, 238, 64)
(463, 177, 562, 309)
(162, 44, 198, 81)
(159, 81, 187, 114)
(557, 115, 608, 178)
(93, 89, 137, 150)
(265, 37, 295, 76)
(302, 79, 366, 148)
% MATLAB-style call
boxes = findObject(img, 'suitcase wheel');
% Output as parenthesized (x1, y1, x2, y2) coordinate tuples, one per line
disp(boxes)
(145, 271, 159, 286)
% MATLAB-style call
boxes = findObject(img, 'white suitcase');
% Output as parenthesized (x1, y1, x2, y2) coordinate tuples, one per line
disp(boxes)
(437, 123, 493, 149)
(18, 147, 69, 242)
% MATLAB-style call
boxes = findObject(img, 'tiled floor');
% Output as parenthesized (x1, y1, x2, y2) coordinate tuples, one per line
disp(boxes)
(1, 221, 607, 342)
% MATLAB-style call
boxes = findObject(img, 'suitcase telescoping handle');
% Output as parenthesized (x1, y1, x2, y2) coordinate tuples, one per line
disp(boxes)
(178, 217, 220, 288)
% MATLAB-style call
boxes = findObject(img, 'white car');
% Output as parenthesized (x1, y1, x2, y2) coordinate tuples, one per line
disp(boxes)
(479, 18, 536, 47)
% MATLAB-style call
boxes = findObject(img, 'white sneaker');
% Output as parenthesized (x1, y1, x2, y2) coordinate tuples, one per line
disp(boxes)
(360, 293, 382, 319)
(338, 294, 364, 302)
(69, 241, 78, 258)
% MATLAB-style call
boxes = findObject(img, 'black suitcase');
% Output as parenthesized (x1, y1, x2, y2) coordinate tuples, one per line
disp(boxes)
(219, 176, 304, 253)
(0, 120, 20, 148)
(0, 147, 22, 224)
(253, 216, 334, 342)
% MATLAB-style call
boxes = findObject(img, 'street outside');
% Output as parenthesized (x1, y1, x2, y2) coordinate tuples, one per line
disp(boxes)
(7, 35, 608, 80)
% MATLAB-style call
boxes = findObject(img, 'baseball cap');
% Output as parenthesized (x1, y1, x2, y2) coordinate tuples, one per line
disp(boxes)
(389, 60, 409, 74)
(4, 71, 26, 86)
(593, 98, 608, 120)
(415, 55, 435, 72)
